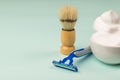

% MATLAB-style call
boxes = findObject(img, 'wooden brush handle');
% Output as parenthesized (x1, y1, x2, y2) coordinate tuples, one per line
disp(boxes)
(60, 29, 75, 55)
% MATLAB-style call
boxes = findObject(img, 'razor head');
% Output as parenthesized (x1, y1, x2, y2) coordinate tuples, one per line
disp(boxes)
(52, 60, 78, 72)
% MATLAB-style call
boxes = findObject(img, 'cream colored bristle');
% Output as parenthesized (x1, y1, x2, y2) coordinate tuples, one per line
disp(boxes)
(59, 6, 77, 20)
(59, 6, 78, 30)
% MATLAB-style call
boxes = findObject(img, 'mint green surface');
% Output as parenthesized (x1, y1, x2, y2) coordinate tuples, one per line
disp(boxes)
(0, 0, 120, 80)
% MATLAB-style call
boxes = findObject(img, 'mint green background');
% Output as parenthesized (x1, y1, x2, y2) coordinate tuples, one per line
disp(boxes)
(0, 0, 120, 80)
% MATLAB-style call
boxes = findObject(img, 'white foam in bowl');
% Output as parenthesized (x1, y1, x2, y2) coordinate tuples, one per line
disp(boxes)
(91, 10, 120, 64)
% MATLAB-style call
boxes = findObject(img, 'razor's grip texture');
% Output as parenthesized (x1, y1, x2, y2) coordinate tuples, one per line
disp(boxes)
(74, 46, 91, 57)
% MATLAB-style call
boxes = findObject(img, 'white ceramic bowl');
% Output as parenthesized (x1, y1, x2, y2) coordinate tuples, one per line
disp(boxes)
(91, 32, 120, 64)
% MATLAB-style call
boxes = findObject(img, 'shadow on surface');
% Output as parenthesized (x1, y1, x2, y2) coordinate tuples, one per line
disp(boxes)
(74, 52, 92, 66)
(94, 57, 120, 68)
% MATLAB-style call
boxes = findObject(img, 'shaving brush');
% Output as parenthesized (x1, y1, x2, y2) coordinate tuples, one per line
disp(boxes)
(59, 6, 77, 55)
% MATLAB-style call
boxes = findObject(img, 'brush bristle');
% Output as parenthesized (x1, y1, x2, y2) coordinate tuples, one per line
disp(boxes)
(59, 6, 78, 30)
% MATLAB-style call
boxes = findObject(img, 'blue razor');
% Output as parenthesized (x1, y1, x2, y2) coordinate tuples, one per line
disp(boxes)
(52, 46, 92, 72)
